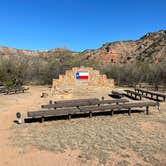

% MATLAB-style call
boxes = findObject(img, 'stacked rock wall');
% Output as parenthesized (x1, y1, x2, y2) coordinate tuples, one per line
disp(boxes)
(52, 67, 114, 91)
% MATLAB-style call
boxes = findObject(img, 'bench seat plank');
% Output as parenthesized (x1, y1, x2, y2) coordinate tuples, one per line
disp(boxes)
(28, 107, 80, 117)
(41, 99, 129, 109)
(54, 98, 99, 104)
(79, 101, 157, 113)
(135, 88, 166, 97)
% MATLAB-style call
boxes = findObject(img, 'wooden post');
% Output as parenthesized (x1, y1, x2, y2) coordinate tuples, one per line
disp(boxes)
(89, 112, 92, 118)
(156, 95, 158, 101)
(111, 109, 114, 116)
(146, 106, 149, 115)
(41, 116, 44, 123)
(68, 114, 71, 120)
(54, 102, 57, 109)
(49, 100, 52, 104)
(157, 102, 160, 111)
(128, 108, 131, 116)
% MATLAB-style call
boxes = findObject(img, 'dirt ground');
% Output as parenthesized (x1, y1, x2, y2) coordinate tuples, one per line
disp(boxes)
(0, 85, 166, 166)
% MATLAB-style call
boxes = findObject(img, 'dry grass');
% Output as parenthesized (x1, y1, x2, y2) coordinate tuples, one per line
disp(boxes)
(11, 107, 166, 165)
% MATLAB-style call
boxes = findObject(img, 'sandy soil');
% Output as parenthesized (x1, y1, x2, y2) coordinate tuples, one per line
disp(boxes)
(0, 85, 165, 166)
(0, 86, 82, 166)
(0, 85, 111, 166)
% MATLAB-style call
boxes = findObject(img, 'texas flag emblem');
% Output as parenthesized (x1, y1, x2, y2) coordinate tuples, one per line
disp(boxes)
(76, 71, 89, 80)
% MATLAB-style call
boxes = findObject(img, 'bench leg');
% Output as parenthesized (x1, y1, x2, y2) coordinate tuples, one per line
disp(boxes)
(89, 112, 92, 118)
(156, 96, 158, 101)
(128, 108, 131, 116)
(146, 106, 149, 115)
(68, 114, 71, 120)
(41, 117, 44, 123)
(157, 102, 160, 111)
(111, 109, 114, 116)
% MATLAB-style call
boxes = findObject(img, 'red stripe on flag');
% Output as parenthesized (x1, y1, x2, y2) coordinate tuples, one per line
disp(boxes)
(79, 76, 89, 79)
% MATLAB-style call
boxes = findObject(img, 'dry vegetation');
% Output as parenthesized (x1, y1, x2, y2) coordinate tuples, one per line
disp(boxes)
(11, 105, 166, 166)
(0, 53, 166, 88)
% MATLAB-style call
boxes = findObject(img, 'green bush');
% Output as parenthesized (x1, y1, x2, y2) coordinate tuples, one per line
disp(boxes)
(4, 79, 15, 88)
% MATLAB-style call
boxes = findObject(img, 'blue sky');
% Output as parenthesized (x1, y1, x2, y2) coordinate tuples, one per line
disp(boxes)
(0, 0, 165, 52)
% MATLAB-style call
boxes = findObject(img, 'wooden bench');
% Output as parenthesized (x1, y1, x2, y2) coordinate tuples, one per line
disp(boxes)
(47, 98, 100, 105)
(41, 98, 129, 109)
(78, 101, 157, 116)
(136, 83, 166, 91)
(124, 90, 142, 100)
(0, 86, 7, 94)
(4, 87, 29, 95)
(109, 90, 124, 98)
(27, 98, 158, 123)
(135, 88, 166, 102)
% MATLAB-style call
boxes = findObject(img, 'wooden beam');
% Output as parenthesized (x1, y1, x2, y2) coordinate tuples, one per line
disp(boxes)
(41, 99, 129, 109)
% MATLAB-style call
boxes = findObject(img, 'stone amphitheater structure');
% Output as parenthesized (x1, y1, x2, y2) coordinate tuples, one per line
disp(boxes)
(51, 66, 114, 98)
(52, 67, 114, 88)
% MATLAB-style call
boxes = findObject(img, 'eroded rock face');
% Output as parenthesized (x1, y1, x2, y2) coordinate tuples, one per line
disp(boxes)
(0, 30, 165, 64)
(51, 67, 114, 95)
(80, 30, 166, 64)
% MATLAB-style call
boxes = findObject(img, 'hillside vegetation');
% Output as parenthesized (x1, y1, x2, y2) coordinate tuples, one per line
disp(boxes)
(0, 30, 165, 87)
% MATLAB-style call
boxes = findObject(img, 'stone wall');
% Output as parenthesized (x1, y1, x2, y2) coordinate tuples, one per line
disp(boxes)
(52, 67, 114, 91)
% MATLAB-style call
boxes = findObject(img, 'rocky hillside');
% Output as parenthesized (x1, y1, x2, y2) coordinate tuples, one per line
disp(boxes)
(0, 30, 165, 64)
(81, 30, 166, 64)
